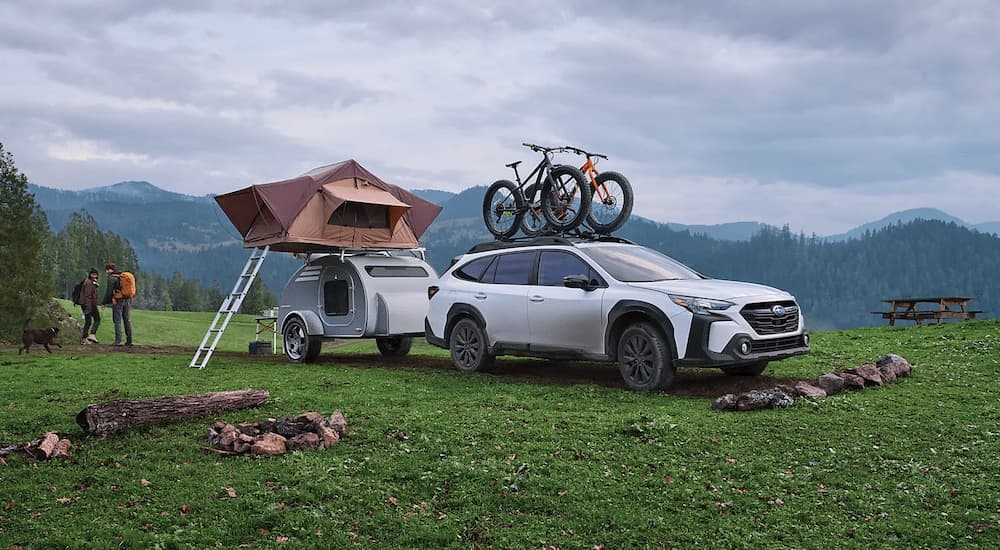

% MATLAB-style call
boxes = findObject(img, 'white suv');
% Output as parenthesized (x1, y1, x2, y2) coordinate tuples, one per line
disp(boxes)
(425, 236, 810, 391)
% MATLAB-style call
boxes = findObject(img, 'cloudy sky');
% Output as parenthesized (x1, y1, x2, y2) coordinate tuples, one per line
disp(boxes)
(2, 0, 998, 235)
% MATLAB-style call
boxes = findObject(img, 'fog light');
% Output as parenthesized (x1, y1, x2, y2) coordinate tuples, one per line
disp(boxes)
(803, 334, 809, 347)
(739, 340, 751, 355)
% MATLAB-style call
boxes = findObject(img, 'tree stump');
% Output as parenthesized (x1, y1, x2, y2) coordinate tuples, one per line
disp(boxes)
(75, 389, 269, 436)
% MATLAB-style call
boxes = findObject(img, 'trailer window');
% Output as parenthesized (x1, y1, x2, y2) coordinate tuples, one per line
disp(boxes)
(365, 266, 429, 277)
(324, 279, 350, 316)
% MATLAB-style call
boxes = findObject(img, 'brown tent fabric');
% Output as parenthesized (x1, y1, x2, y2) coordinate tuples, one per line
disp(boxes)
(214, 159, 443, 252)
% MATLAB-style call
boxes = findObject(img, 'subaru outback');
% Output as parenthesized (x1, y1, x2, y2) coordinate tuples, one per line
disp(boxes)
(425, 236, 810, 391)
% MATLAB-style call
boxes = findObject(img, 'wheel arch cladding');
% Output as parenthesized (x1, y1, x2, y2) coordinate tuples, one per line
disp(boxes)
(445, 303, 488, 342)
(606, 300, 676, 359)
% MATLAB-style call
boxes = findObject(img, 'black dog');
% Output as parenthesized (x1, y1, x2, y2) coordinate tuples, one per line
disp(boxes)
(19, 327, 62, 354)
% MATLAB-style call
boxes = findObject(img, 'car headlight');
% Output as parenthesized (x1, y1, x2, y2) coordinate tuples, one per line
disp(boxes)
(668, 294, 733, 315)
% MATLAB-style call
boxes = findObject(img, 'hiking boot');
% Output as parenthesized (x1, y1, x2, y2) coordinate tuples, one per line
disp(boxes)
(87, 334, 99, 343)
(112, 342, 123, 347)
(81, 339, 90, 345)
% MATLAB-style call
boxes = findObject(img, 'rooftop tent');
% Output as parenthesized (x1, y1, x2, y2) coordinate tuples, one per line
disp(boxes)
(214, 159, 443, 252)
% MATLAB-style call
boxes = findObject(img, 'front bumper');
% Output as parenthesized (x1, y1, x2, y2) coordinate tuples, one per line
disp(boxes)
(675, 313, 811, 368)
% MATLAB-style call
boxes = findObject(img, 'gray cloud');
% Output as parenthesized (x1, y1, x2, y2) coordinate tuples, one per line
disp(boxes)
(1, 0, 998, 233)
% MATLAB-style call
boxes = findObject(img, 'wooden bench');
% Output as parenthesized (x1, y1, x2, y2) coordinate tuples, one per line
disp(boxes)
(873, 297, 982, 326)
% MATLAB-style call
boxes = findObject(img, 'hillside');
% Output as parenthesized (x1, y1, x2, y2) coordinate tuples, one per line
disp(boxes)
(29, 182, 1000, 329)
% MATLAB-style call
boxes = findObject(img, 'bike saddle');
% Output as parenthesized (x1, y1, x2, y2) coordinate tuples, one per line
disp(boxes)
(505, 161, 522, 169)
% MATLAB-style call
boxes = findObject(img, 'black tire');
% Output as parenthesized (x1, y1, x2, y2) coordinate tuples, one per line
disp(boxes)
(519, 184, 548, 237)
(586, 171, 633, 234)
(540, 165, 592, 232)
(483, 180, 524, 239)
(283, 317, 322, 364)
(449, 318, 494, 373)
(721, 362, 768, 376)
(617, 322, 675, 391)
(376, 336, 413, 357)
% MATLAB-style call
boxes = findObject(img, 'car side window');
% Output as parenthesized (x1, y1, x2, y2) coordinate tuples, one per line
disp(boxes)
(491, 251, 535, 285)
(538, 251, 603, 287)
(453, 257, 491, 281)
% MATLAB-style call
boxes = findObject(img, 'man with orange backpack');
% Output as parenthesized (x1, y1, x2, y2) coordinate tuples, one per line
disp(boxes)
(101, 262, 135, 347)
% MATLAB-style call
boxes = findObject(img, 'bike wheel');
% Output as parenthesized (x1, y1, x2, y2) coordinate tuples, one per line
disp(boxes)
(586, 170, 633, 234)
(540, 165, 592, 232)
(482, 180, 525, 239)
(519, 184, 547, 237)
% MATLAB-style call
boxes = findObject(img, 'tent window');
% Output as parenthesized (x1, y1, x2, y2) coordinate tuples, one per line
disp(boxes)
(323, 279, 350, 316)
(329, 202, 390, 229)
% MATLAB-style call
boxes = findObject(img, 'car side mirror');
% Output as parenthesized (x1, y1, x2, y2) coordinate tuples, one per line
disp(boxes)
(563, 274, 595, 291)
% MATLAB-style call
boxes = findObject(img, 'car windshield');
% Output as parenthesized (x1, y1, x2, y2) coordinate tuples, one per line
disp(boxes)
(580, 245, 704, 282)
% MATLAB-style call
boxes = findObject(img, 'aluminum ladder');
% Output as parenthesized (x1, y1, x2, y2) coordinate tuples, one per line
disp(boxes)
(189, 245, 269, 369)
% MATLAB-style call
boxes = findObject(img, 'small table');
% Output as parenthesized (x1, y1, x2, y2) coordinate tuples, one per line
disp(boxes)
(875, 297, 979, 326)
(255, 316, 279, 354)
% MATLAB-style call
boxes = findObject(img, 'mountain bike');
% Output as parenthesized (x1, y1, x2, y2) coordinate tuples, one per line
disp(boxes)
(482, 143, 591, 239)
(562, 146, 634, 234)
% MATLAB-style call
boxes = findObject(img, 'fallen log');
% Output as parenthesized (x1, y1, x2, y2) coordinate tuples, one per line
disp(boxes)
(76, 389, 269, 436)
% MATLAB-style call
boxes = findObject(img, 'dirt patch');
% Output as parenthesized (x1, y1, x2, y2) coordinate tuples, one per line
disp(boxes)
(55, 343, 807, 398)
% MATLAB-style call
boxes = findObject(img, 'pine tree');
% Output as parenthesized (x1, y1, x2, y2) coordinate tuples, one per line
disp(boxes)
(0, 143, 53, 341)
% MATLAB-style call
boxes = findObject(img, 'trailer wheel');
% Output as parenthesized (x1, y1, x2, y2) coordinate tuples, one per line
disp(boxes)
(376, 336, 413, 356)
(283, 317, 321, 363)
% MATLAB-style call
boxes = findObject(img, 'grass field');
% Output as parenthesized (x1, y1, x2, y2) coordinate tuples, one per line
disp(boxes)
(1, 304, 998, 548)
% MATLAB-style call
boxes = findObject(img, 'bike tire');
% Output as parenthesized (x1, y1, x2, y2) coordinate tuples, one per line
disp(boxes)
(482, 179, 524, 239)
(519, 184, 548, 237)
(586, 170, 633, 234)
(540, 165, 592, 232)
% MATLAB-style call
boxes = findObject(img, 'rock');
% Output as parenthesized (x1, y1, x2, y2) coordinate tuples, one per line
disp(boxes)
(769, 391, 795, 408)
(296, 412, 325, 424)
(877, 365, 897, 384)
(319, 425, 341, 446)
(287, 432, 321, 451)
(877, 354, 912, 377)
(736, 389, 794, 411)
(840, 372, 866, 390)
(250, 432, 287, 455)
(711, 394, 738, 411)
(847, 364, 883, 387)
(328, 411, 348, 436)
(793, 381, 827, 399)
(815, 373, 845, 395)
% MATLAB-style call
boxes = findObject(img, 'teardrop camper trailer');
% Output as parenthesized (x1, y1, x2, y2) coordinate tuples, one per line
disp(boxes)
(208, 159, 442, 365)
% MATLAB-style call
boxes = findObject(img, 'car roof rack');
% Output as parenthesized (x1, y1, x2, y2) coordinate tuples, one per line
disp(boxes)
(465, 233, 634, 255)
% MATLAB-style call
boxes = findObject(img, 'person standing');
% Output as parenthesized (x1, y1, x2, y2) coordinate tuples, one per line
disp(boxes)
(101, 263, 133, 347)
(80, 268, 101, 344)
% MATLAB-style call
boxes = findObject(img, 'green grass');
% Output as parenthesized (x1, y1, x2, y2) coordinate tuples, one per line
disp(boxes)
(1, 307, 998, 548)
(54, 297, 281, 352)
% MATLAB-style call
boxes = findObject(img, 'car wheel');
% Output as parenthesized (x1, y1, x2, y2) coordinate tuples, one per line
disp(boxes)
(449, 318, 494, 373)
(283, 317, 321, 363)
(376, 336, 413, 357)
(721, 362, 768, 376)
(617, 322, 675, 391)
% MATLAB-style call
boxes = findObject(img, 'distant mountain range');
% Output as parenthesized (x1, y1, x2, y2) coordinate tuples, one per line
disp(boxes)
(28, 180, 1000, 289)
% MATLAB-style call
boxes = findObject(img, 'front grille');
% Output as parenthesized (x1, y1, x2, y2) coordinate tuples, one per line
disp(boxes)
(741, 301, 800, 335)
(751, 335, 805, 353)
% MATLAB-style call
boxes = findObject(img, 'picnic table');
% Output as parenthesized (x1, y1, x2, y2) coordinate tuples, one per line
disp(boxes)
(872, 297, 982, 326)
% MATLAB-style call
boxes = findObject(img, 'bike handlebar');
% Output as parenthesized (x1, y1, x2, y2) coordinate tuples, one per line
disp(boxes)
(521, 142, 608, 159)
(560, 145, 607, 159)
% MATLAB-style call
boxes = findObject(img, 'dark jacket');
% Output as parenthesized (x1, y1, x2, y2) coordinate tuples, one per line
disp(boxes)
(101, 272, 121, 306)
(80, 278, 99, 310)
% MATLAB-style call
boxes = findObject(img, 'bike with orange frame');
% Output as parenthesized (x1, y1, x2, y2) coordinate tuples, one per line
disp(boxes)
(562, 145, 634, 234)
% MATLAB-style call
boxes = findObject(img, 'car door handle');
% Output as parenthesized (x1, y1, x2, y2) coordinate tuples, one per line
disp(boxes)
(529, 295, 544, 302)
(474, 292, 487, 300)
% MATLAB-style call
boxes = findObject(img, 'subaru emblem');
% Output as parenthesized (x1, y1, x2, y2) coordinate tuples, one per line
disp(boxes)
(771, 305, 786, 316)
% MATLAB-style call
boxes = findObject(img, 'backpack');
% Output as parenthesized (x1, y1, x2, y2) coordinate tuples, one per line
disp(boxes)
(118, 271, 137, 299)
(71, 280, 85, 305)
